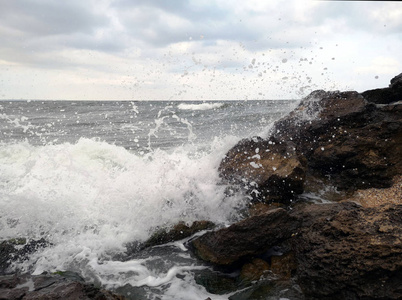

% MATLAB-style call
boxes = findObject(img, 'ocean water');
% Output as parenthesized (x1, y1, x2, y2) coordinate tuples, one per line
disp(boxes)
(0, 100, 299, 299)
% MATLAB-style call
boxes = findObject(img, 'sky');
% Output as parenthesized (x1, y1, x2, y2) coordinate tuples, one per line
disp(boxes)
(0, 0, 401, 100)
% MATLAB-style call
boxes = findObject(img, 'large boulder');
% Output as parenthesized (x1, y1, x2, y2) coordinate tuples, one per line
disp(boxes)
(191, 202, 402, 299)
(272, 89, 402, 192)
(220, 81, 402, 200)
(191, 207, 299, 265)
(219, 137, 306, 203)
(292, 203, 402, 299)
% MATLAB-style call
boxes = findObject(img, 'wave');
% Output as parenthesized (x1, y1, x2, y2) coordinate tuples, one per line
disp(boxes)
(0, 137, 245, 275)
(177, 102, 224, 111)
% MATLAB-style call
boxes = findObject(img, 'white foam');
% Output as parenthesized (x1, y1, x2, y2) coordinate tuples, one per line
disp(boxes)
(177, 102, 224, 111)
(0, 137, 245, 275)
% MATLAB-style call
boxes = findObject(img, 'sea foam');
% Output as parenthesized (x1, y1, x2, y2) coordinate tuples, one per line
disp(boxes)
(0, 136, 245, 276)
(177, 102, 224, 111)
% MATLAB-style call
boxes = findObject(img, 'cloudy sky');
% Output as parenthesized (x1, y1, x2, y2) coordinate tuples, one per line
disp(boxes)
(0, 0, 401, 100)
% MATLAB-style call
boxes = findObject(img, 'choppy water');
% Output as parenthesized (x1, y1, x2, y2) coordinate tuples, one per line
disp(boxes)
(0, 100, 299, 299)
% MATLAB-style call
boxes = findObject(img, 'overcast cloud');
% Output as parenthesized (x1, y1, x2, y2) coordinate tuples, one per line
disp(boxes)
(0, 0, 401, 100)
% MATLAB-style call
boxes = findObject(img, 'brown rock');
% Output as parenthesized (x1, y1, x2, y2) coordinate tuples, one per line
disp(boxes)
(191, 208, 299, 265)
(345, 175, 402, 207)
(270, 252, 296, 280)
(240, 258, 270, 282)
(192, 201, 402, 299)
(272, 89, 402, 192)
(141, 220, 215, 249)
(291, 202, 402, 299)
(219, 137, 306, 203)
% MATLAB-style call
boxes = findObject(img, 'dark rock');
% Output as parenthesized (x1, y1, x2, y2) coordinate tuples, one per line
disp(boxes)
(272, 89, 402, 192)
(219, 83, 402, 198)
(191, 208, 300, 265)
(240, 258, 270, 282)
(192, 201, 402, 299)
(0, 238, 49, 275)
(269, 252, 297, 280)
(292, 202, 402, 300)
(141, 220, 215, 249)
(362, 73, 402, 104)
(0, 273, 126, 300)
(219, 136, 306, 203)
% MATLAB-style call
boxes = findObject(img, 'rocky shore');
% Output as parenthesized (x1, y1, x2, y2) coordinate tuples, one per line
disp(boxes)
(1, 74, 401, 299)
(193, 73, 402, 299)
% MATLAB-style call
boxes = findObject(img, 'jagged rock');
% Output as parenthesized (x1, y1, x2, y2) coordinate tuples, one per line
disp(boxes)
(292, 202, 402, 299)
(192, 202, 402, 299)
(135, 220, 215, 251)
(362, 73, 402, 104)
(191, 208, 299, 265)
(0, 273, 126, 300)
(272, 89, 402, 191)
(219, 137, 306, 203)
(219, 79, 401, 200)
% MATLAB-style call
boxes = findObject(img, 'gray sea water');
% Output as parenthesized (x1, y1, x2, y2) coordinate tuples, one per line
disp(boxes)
(0, 100, 302, 299)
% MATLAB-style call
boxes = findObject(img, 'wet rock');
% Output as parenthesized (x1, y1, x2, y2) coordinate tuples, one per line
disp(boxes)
(219, 77, 401, 199)
(191, 208, 300, 265)
(362, 73, 402, 104)
(272, 89, 402, 192)
(0, 238, 49, 275)
(193, 202, 402, 299)
(0, 273, 126, 300)
(219, 136, 306, 203)
(141, 220, 215, 249)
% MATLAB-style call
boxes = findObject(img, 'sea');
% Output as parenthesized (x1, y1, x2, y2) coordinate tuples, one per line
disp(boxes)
(0, 100, 301, 300)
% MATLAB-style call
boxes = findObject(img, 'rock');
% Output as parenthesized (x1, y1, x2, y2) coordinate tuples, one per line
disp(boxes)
(192, 202, 402, 299)
(269, 252, 297, 280)
(141, 220, 215, 249)
(0, 273, 126, 300)
(362, 73, 402, 104)
(219, 79, 401, 199)
(240, 258, 270, 282)
(272, 89, 402, 192)
(292, 202, 402, 299)
(0, 238, 49, 275)
(219, 136, 306, 203)
(191, 208, 300, 265)
(345, 174, 402, 207)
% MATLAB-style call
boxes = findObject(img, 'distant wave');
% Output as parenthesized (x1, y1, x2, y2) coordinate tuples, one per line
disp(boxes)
(177, 102, 224, 111)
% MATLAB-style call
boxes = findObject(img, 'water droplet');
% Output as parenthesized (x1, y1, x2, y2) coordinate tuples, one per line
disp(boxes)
(282, 58, 288, 63)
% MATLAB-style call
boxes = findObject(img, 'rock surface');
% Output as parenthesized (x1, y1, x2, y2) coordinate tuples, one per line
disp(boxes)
(272, 89, 402, 192)
(292, 202, 402, 300)
(0, 273, 126, 300)
(192, 202, 402, 299)
(192, 208, 299, 265)
(362, 73, 402, 104)
(194, 75, 402, 299)
(141, 220, 215, 249)
(220, 75, 402, 201)
(219, 137, 306, 203)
